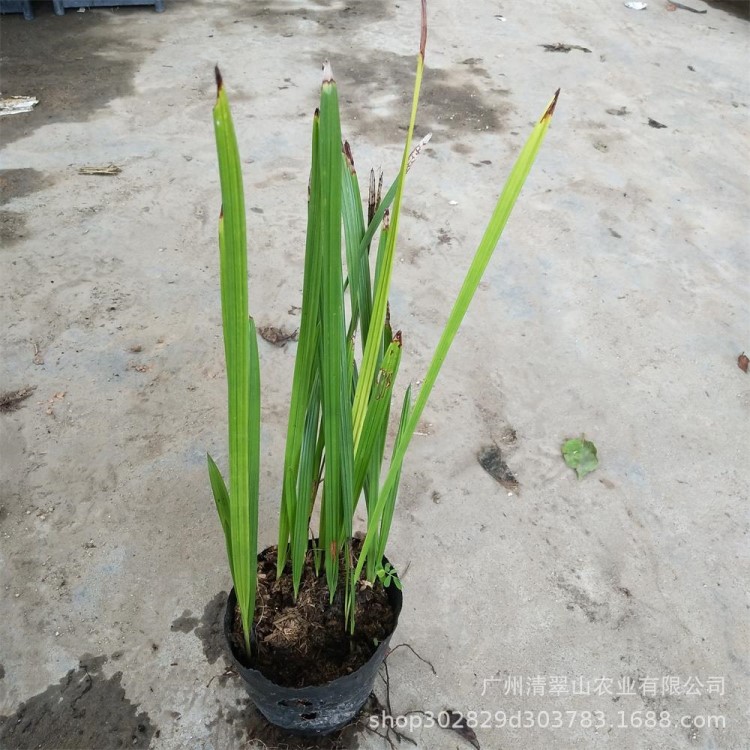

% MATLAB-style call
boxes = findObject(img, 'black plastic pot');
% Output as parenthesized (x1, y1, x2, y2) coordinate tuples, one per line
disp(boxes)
(223, 557, 402, 736)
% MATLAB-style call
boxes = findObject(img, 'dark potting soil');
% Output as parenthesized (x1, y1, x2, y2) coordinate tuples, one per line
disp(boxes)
(230, 541, 396, 688)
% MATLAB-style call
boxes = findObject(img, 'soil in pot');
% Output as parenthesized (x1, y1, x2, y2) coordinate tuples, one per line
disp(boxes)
(229, 539, 396, 688)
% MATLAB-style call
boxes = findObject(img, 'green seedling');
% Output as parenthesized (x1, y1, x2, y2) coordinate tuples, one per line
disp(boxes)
(209, 0, 559, 645)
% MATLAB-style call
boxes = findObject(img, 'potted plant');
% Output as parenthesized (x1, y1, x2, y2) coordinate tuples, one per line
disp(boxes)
(208, 1, 558, 736)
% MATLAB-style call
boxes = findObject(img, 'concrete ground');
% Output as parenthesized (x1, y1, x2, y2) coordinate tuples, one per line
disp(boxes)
(1, 0, 748, 748)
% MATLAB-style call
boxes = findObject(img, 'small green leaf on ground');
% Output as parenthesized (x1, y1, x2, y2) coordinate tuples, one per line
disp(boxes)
(562, 437, 599, 479)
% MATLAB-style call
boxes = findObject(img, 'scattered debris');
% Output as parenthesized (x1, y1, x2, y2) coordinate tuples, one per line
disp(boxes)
(0, 95, 39, 117)
(738, 352, 749, 373)
(78, 165, 122, 176)
(258, 326, 299, 346)
(609, 228, 622, 238)
(666, 1, 707, 12)
(128, 362, 152, 373)
(606, 106, 629, 116)
(541, 43, 592, 53)
(43, 391, 66, 416)
(31, 341, 44, 365)
(0, 386, 36, 413)
(128, 344, 143, 353)
(687, 64, 696, 72)
(562, 437, 599, 479)
(442, 710, 481, 749)
(624, 1, 648, 8)
(448, 200, 458, 206)
(648, 118, 668, 129)
(477, 444, 519, 491)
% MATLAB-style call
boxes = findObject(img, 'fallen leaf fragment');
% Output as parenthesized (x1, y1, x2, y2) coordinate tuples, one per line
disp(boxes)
(738, 352, 749, 373)
(442, 710, 481, 749)
(562, 437, 599, 479)
(258, 326, 298, 346)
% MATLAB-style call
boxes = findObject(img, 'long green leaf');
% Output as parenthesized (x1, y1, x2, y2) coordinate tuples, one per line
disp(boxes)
(213, 68, 260, 653)
(318, 64, 355, 596)
(280, 110, 323, 583)
(350, 3, 427, 449)
(207, 453, 233, 580)
(355, 89, 561, 586)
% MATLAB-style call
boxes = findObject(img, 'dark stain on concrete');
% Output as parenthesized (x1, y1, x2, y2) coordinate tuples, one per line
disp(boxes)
(336, 54, 510, 144)
(0, 664, 5, 679)
(0, 211, 27, 247)
(214, 0, 392, 32)
(195, 591, 228, 665)
(0, 653, 156, 749)
(704, 1, 749, 19)
(0, 169, 54, 247)
(170, 610, 200, 633)
(0, 169, 54, 205)
(0, 8, 156, 148)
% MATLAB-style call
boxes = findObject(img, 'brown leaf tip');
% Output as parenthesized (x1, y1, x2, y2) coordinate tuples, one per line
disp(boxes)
(542, 88, 561, 122)
(394, 331, 403, 347)
(343, 141, 355, 172)
(214, 65, 223, 94)
(322, 60, 334, 84)
(420, 0, 428, 59)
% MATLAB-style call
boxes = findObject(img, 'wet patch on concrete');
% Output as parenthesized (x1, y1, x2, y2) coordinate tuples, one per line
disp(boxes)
(214, 0, 392, 32)
(0, 169, 54, 246)
(0, 169, 54, 205)
(0, 654, 156, 750)
(196, 592, 227, 665)
(704, 1, 749, 19)
(337, 54, 510, 144)
(0, 9, 153, 148)
(459, 57, 491, 79)
(0, 211, 27, 247)
(170, 610, 200, 633)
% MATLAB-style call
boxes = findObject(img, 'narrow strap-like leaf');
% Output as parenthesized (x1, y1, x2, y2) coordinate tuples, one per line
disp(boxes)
(355, 89, 560, 585)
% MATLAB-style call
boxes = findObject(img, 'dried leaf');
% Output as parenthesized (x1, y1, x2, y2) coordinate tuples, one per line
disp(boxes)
(258, 326, 299, 346)
(738, 352, 749, 373)
(477, 444, 519, 490)
(442, 710, 481, 749)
